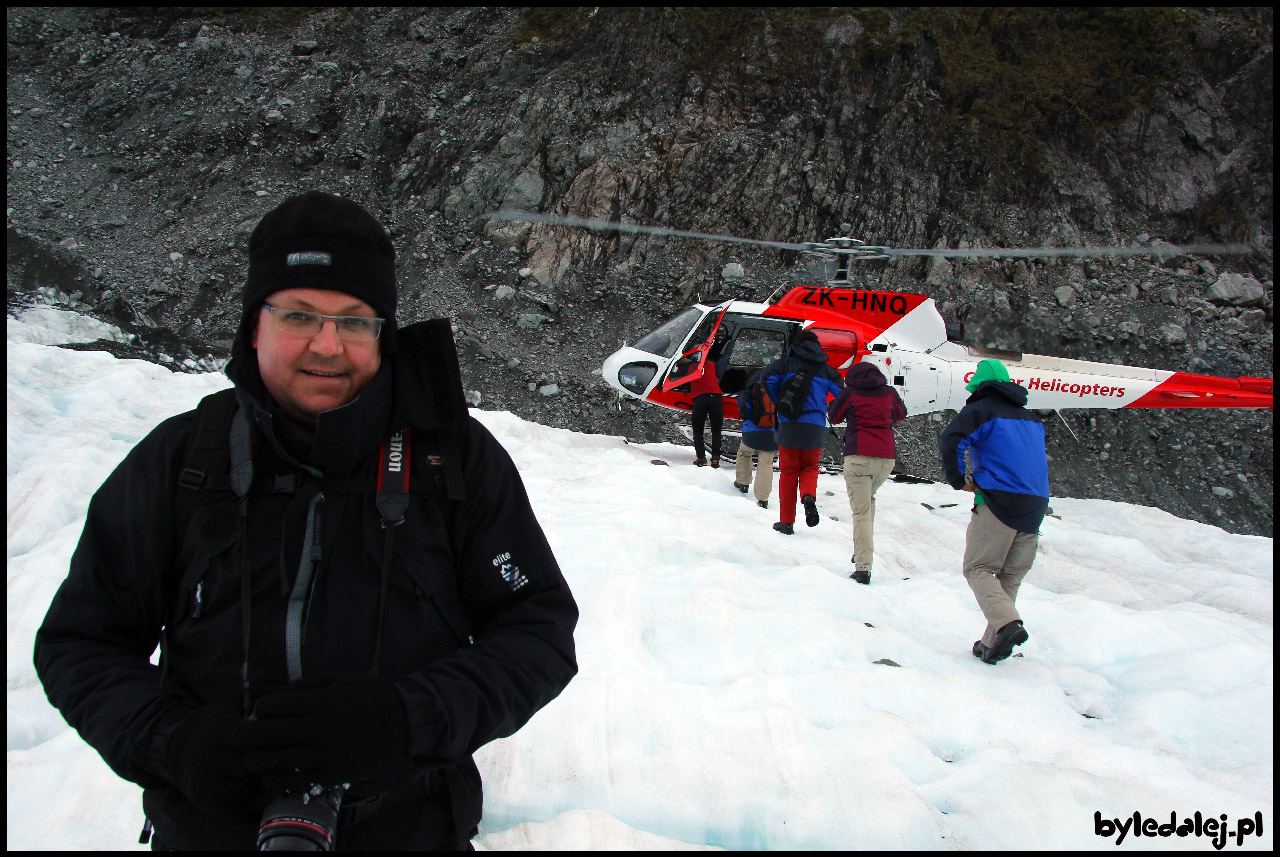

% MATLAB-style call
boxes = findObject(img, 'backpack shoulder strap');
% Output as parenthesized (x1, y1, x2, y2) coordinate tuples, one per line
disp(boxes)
(176, 388, 239, 501)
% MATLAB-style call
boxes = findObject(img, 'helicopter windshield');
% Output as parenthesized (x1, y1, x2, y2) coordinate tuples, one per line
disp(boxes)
(631, 307, 703, 358)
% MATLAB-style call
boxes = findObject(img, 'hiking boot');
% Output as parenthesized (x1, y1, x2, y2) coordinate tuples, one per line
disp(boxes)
(972, 640, 988, 660)
(850, 570, 870, 585)
(734, 482, 750, 493)
(802, 494, 820, 527)
(773, 521, 794, 535)
(757, 500, 768, 509)
(981, 620, 1029, 664)
(695, 457, 708, 467)
(710, 457, 721, 469)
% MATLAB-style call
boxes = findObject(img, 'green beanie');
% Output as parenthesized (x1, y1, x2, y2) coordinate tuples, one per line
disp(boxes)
(967, 358, 1011, 392)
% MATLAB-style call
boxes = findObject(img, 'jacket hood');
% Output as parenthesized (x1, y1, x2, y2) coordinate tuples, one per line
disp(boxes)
(790, 339, 829, 364)
(968, 379, 1029, 408)
(223, 318, 468, 475)
(844, 361, 889, 390)
(966, 358, 1011, 392)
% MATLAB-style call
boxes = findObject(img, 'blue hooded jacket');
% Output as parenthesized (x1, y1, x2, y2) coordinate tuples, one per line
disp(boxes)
(762, 340, 843, 450)
(938, 380, 1050, 533)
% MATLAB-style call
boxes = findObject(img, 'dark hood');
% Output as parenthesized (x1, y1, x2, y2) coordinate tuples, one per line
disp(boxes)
(844, 361, 889, 390)
(223, 318, 467, 475)
(790, 340, 829, 364)
(967, 379, 1029, 408)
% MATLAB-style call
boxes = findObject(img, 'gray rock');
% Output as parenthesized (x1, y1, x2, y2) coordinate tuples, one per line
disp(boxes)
(502, 163, 545, 210)
(823, 15, 865, 47)
(1207, 272, 1266, 306)
(1054, 286, 1076, 307)
(1237, 308, 1266, 331)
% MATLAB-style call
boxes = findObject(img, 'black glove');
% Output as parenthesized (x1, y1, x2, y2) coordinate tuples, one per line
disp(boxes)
(238, 673, 411, 792)
(165, 704, 266, 817)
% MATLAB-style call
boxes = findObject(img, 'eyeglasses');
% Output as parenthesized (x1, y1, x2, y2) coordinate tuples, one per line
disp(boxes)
(262, 304, 385, 342)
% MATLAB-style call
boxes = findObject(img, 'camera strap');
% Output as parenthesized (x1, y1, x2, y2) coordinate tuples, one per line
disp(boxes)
(371, 427, 411, 674)
(229, 407, 257, 712)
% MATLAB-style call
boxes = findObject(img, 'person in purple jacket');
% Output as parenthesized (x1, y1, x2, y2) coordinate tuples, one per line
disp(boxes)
(827, 361, 907, 583)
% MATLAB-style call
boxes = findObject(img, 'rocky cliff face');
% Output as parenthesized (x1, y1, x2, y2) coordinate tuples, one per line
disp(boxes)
(7, 7, 1273, 535)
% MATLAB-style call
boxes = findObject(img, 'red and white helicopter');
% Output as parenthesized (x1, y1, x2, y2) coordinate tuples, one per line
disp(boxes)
(488, 211, 1273, 420)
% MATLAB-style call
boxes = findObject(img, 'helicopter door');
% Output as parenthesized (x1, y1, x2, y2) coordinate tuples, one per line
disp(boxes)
(717, 320, 798, 395)
(891, 353, 942, 412)
(661, 303, 732, 392)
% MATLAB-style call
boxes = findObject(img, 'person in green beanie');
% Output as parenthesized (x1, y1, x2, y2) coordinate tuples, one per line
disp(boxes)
(939, 359, 1049, 665)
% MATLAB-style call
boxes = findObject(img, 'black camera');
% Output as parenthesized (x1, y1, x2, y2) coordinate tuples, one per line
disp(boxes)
(257, 783, 348, 851)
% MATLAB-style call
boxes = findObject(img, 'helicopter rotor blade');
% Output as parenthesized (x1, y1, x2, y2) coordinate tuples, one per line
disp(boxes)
(484, 210, 814, 252)
(879, 244, 1254, 259)
(485, 210, 1254, 260)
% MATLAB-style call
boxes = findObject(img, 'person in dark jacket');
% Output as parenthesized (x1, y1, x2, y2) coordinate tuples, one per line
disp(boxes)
(938, 358, 1048, 665)
(33, 191, 579, 850)
(689, 335, 725, 467)
(828, 362, 907, 583)
(762, 329, 843, 534)
(733, 369, 778, 508)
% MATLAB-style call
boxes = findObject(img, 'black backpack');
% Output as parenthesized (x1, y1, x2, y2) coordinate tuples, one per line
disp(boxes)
(774, 369, 815, 420)
(745, 379, 777, 429)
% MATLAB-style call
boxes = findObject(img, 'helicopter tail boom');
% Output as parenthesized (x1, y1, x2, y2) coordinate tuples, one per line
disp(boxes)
(1124, 373, 1273, 409)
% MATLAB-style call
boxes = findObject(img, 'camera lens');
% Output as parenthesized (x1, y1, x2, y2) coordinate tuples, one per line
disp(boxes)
(258, 785, 346, 852)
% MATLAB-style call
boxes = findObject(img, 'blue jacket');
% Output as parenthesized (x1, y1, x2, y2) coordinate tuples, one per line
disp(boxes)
(762, 341, 843, 451)
(938, 380, 1050, 533)
(735, 371, 779, 451)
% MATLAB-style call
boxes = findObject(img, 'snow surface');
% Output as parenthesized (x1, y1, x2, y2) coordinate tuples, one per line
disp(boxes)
(7, 304, 1274, 850)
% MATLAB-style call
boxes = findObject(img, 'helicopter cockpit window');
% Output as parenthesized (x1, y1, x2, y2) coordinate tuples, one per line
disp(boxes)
(728, 328, 788, 368)
(812, 327, 860, 373)
(631, 307, 703, 359)
(718, 327, 789, 395)
(686, 310, 724, 354)
(811, 328, 859, 354)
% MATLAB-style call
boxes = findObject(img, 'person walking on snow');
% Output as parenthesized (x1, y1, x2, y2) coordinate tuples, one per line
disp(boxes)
(689, 336, 725, 467)
(938, 358, 1049, 665)
(762, 329, 842, 534)
(734, 369, 778, 508)
(827, 361, 907, 583)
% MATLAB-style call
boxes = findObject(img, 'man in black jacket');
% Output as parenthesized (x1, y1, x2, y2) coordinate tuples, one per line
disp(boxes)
(33, 192, 579, 850)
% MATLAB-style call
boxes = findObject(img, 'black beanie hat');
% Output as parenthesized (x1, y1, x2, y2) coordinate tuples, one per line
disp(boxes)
(242, 191, 397, 350)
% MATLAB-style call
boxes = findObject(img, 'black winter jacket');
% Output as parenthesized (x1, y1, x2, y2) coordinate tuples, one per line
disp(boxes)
(33, 320, 578, 850)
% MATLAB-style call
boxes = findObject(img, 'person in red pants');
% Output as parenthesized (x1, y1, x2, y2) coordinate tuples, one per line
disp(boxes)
(761, 329, 843, 534)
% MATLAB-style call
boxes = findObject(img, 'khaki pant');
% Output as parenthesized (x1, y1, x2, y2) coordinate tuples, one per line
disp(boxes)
(842, 455, 894, 572)
(963, 504, 1039, 646)
(735, 440, 775, 503)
